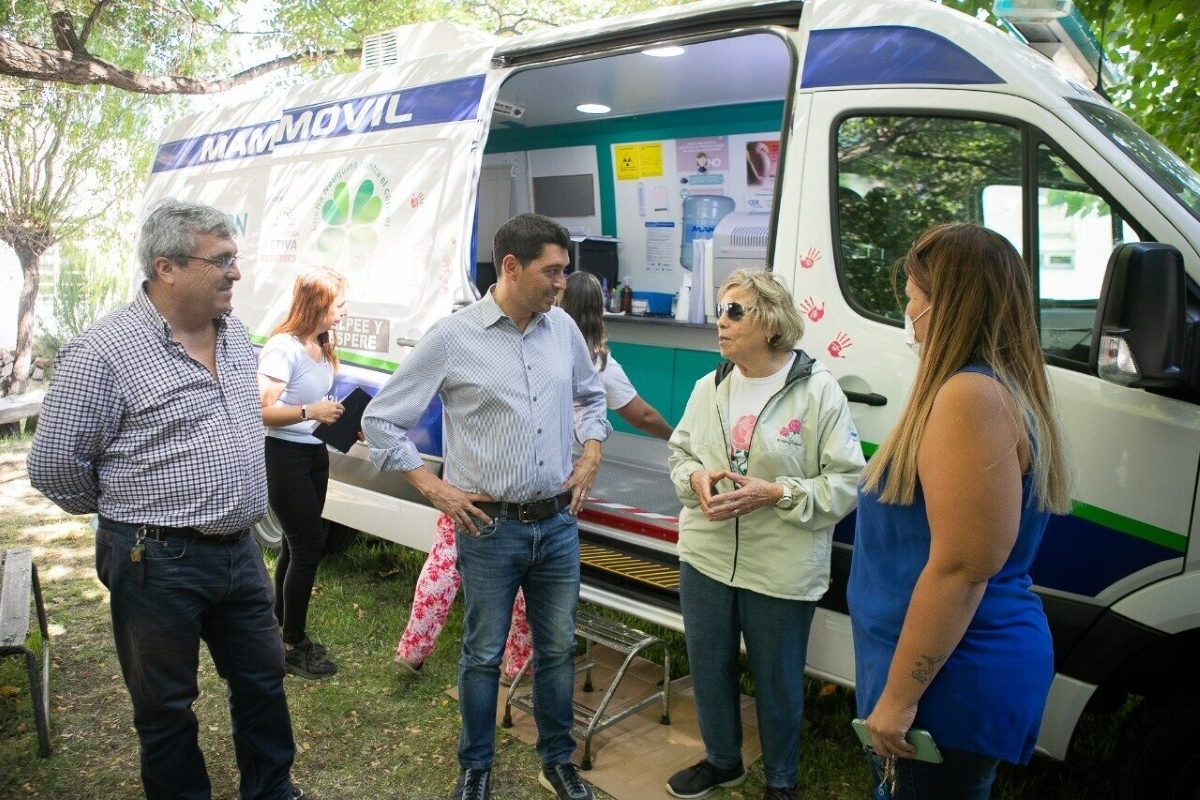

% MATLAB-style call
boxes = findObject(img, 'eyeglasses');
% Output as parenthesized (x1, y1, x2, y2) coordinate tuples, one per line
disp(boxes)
(179, 254, 240, 271)
(715, 302, 755, 321)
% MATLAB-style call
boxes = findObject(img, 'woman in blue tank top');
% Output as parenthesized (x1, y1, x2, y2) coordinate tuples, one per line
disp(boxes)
(847, 223, 1073, 798)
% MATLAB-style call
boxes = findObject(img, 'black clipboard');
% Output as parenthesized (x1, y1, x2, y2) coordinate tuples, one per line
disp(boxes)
(313, 387, 372, 453)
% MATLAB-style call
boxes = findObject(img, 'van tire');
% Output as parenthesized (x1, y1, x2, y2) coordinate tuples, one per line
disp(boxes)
(253, 511, 359, 555)
(253, 507, 284, 551)
(1118, 691, 1200, 799)
(324, 522, 359, 555)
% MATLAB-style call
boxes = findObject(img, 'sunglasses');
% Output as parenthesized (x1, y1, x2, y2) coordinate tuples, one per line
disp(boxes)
(715, 302, 755, 321)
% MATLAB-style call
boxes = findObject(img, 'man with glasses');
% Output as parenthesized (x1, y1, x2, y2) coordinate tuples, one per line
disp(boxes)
(29, 199, 300, 800)
(364, 213, 610, 800)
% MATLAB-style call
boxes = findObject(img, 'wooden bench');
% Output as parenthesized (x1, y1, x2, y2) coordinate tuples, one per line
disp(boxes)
(0, 549, 51, 756)
(0, 389, 45, 435)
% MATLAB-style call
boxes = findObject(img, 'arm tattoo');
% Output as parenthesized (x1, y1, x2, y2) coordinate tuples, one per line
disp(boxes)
(911, 654, 947, 685)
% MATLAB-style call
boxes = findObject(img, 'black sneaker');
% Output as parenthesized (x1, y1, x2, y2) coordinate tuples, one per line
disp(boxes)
(284, 638, 338, 679)
(452, 768, 491, 800)
(763, 786, 796, 800)
(539, 763, 594, 800)
(666, 758, 747, 798)
(291, 784, 304, 799)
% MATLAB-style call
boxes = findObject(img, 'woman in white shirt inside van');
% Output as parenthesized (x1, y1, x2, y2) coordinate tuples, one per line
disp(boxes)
(559, 270, 673, 440)
(258, 266, 347, 679)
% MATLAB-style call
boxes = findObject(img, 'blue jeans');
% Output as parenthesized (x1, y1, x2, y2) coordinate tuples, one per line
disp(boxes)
(866, 748, 1000, 799)
(455, 510, 580, 770)
(679, 561, 817, 789)
(96, 519, 296, 800)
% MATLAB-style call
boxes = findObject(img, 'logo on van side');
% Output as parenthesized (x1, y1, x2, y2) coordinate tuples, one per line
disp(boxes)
(314, 162, 392, 259)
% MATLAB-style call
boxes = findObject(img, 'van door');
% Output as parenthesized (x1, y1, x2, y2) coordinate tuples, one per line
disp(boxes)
(796, 87, 1200, 675)
(146, 29, 500, 371)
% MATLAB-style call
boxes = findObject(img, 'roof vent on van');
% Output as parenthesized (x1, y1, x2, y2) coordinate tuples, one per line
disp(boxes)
(361, 31, 399, 70)
(360, 22, 497, 70)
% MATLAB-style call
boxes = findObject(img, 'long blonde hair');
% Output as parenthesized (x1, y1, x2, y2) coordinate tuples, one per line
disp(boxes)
(861, 223, 1071, 513)
(272, 266, 347, 369)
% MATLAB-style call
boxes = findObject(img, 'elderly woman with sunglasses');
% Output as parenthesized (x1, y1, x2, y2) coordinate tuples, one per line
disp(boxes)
(665, 269, 865, 800)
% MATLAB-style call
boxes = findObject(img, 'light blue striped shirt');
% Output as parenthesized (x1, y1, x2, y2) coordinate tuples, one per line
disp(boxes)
(363, 289, 610, 502)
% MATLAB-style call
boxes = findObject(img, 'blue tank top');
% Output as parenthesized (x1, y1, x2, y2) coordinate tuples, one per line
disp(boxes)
(847, 366, 1053, 764)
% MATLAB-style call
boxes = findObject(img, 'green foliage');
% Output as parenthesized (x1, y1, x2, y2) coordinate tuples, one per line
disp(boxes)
(947, 0, 1198, 170)
(34, 242, 130, 367)
(268, 0, 685, 77)
(837, 115, 1024, 319)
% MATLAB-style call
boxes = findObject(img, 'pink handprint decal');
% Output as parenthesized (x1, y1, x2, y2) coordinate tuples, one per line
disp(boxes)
(800, 248, 822, 269)
(828, 332, 853, 358)
(410, 191, 426, 208)
(799, 296, 825, 322)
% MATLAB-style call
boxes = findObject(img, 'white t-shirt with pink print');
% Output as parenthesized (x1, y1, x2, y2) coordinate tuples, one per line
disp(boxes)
(725, 353, 796, 475)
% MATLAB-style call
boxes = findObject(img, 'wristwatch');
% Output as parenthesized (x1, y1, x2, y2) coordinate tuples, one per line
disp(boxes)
(300, 405, 308, 421)
(776, 482, 796, 509)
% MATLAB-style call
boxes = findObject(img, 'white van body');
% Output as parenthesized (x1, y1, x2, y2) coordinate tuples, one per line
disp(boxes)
(142, 0, 1200, 793)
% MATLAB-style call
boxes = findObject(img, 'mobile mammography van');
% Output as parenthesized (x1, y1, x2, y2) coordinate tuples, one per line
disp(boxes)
(142, 0, 1200, 792)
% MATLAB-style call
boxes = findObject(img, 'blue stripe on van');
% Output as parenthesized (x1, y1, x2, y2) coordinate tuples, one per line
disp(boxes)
(834, 507, 1180, 598)
(802, 26, 1004, 88)
(329, 376, 444, 460)
(153, 75, 485, 173)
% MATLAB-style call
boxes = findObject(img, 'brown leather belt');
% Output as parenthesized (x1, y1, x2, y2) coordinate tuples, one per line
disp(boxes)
(475, 490, 574, 523)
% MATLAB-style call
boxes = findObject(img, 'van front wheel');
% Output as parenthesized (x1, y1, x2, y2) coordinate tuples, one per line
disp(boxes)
(1119, 691, 1200, 799)
(252, 507, 284, 552)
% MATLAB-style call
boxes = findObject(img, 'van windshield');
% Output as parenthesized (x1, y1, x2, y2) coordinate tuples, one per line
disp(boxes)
(1072, 100, 1200, 223)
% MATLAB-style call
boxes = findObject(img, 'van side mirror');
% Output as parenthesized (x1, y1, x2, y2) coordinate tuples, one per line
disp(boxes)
(1089, 242, 1187, 388)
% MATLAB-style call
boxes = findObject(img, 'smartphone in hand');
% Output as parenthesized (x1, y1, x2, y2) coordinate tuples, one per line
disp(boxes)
(852, 718, 944, 763)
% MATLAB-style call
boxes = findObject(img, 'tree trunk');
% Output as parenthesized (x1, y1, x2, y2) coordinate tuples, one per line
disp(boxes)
(2, 247, 40, 397)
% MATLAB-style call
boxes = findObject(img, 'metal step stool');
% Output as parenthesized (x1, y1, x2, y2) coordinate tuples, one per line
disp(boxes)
(0, 549, 51, 756)
(502, 609, 670, 770)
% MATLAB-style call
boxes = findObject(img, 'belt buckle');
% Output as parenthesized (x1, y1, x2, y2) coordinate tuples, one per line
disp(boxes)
(137, 524, 163, 541)
(518, 503, 537, 523)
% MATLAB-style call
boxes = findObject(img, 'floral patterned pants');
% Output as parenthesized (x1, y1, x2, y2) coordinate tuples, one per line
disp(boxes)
(395, 513, 532, 677)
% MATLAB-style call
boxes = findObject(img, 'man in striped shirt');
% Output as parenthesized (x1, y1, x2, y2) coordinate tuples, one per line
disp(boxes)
(364, 213, 610, 800)
(29, 201, 298, 800)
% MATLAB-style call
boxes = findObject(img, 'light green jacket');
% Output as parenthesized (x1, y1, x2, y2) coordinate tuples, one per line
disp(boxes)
(668, 351, 865, 601)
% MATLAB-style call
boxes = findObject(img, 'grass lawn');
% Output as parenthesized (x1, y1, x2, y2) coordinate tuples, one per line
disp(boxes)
(0, 436, 1120, 798)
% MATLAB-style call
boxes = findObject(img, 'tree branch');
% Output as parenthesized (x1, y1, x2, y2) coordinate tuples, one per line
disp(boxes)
(79, 0, 113, 49)
(0, 38, 361, 94)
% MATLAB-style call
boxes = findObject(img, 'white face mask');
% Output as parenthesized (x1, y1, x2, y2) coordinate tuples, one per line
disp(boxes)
(904, 305, 931, 357)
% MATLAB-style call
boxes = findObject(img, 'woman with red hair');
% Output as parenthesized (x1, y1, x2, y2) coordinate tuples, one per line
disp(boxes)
(258, 266, 348, 679)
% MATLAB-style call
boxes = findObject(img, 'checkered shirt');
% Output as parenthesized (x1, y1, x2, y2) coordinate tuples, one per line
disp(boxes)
(27, 288, 267, 535)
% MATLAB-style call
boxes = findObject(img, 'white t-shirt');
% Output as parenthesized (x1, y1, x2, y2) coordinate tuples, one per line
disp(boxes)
(573, 352, 637, 430)
(726, 353, 795, 474)
(257, 334, 335, 445)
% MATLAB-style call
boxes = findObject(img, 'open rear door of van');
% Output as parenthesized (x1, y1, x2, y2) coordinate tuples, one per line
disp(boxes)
(144, 24, 501, 372)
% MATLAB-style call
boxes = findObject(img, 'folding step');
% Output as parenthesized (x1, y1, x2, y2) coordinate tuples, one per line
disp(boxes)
(502, 609, 671, 770)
